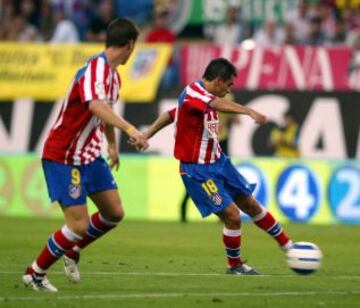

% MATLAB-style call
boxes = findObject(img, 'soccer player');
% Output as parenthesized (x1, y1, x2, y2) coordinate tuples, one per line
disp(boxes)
(142, 58, 293, 275)
(22, 18, 148, 292)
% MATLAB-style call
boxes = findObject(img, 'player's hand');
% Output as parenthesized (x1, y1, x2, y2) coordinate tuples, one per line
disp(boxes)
(249, 109, 267, 125)
(142, 129, 151, 140)
(128, 128, 149, 151)
(107, 144, 120, 171)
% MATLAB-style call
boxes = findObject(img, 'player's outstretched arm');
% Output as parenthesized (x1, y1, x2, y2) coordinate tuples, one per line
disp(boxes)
(89, 100, 148, 150)
(209, 98, 267, 125)
(144, 110, 174, 139)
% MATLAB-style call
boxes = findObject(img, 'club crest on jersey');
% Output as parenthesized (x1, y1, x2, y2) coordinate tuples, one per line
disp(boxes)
(69, 184, 81, 199)
(211, 193, 222, 206)
(207, 121, 218, 134)
(206, 119, 219, 139)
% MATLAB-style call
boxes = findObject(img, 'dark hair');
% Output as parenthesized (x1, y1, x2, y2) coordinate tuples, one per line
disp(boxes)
(106, 18, 139, 48)
(202, 58, 237, 81)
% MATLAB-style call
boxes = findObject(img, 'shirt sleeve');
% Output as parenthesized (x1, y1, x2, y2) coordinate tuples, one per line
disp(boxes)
(79, 57, 108, 103)
(185, 83, 216, 112)
(186, 97, 211, 111)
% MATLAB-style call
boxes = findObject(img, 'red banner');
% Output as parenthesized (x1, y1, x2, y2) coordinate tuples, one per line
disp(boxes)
(180, 45, 360, 91)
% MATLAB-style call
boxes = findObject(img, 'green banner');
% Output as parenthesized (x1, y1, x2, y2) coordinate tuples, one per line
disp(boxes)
(0, 155, 359, 224)
(186, 0, 299, 24)
(167, 0, 299, 33)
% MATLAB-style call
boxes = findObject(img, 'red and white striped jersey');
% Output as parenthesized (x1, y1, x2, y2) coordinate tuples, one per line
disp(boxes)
(42, 52, 120, 165)
(171, 81, 222, 164)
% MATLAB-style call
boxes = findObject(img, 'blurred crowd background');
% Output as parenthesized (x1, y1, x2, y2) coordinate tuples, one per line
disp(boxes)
(1, 0, 360, 46)
(1, 0, 360, 88)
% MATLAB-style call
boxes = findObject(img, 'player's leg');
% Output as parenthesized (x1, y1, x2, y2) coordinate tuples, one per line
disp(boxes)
(235, 195, 293, 250)
(222, 157, 293, 251)
(216, 204, 259, 275)
(180, 192, 190, 223)
(23, 160, 89, 291)
(64, 157, 121, 282)
(63, 189, 122, 282)
(216, 204, 242, 268)
(181, 166, 258, 275)
(23, 205, 88, 292)
(69, 188, 123, 258)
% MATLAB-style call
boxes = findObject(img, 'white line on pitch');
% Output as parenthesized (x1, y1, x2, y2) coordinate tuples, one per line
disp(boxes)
(1, 291, 360, 302)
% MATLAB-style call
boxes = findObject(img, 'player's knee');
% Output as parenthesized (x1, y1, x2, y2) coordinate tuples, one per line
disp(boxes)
(226, 220, 240, 229)
(106, 206, 125, 223)
(70, 220, 89, 237)
(225, 218, 240, 229)
(224, 208, 241, 229)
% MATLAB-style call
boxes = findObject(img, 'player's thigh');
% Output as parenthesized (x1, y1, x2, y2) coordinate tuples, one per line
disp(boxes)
(62, 204, 89, 236)
(89, 189, 124, 222)
(216, 203, 241, 229)
(181, 174, 233, 218)
(85, 157, 123, 221)
(85, 157, 118, 196)
(222, 159, 256, 200)
(42, 160, 87, 206)
(234, 194, 262, 218)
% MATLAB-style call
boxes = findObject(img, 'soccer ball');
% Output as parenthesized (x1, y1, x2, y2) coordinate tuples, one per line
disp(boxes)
(286, 241, 323, 275)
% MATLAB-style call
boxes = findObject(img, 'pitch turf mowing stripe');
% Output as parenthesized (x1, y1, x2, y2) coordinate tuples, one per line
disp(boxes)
(1, 291, 360, 302)
(1, 271, 360, 279)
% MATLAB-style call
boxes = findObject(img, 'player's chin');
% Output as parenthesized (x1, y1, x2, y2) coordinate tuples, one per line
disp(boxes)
(122, 55, 131, 65)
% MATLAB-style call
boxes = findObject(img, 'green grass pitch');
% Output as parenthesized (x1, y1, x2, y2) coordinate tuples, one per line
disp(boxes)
(0, 217, 359, 307)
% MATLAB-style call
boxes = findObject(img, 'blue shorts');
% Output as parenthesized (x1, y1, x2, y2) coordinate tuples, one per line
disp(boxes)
(42, 156, 117, 207)
(180, 154, 256, 217)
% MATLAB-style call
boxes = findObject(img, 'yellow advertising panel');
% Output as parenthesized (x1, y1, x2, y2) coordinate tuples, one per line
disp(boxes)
(119, 43, 173, 102)
(0, 43, 172, 102)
